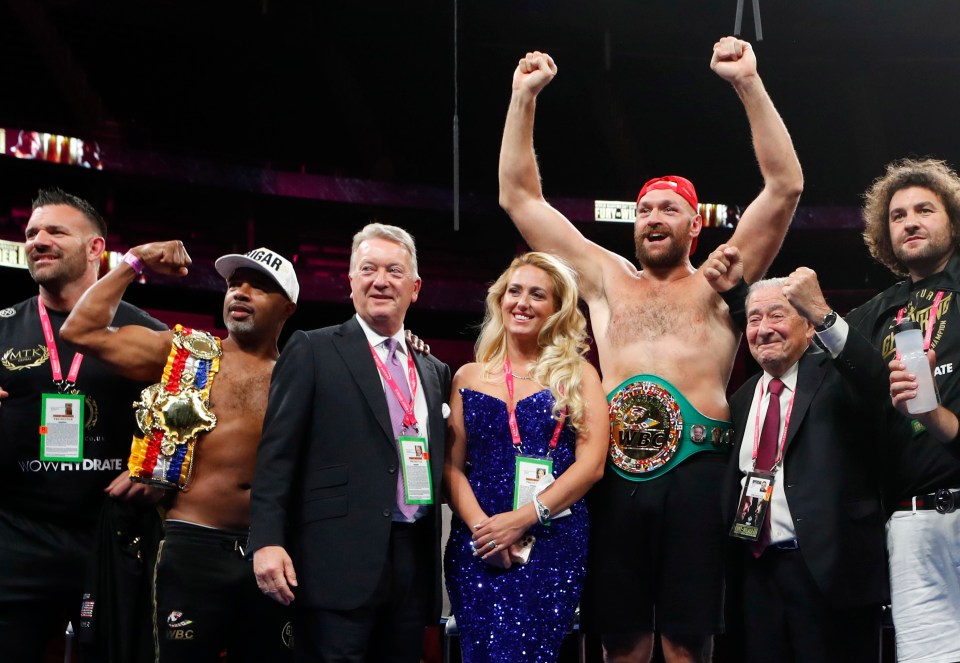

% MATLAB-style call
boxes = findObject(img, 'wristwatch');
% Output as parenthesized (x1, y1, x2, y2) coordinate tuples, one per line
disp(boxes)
(814, 310, 838, 333)
(533, 494, 551, 525)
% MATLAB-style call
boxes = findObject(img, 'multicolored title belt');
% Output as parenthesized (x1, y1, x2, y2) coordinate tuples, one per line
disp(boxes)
(128, 325, 222, 489)
(608, 374, 734, 482)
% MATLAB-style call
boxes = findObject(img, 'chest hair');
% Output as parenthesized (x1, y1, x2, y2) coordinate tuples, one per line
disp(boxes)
(606, 284, 712, 347)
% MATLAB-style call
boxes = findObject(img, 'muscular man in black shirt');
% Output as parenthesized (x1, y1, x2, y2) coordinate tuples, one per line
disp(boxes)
(0, 188, 165, 661)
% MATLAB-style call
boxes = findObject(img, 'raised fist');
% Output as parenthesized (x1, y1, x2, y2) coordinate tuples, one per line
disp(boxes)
(703, 244, 744, 293)
(710, 36, 758, 85)
(512, 51, 558, 98)
(782, 267, 831, 325)
(131, 240, 192, 277)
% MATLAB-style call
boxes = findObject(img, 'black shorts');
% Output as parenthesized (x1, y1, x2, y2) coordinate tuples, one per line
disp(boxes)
(580, 453, 728, 637)
(153, 521, 294, 663)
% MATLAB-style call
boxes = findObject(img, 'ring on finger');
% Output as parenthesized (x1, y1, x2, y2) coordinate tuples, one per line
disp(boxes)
(488, 541, 497, 550)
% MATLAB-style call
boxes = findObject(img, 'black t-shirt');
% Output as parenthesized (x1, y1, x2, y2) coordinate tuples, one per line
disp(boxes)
(0, 296, 166, 525)
(848, 261, 960, 498)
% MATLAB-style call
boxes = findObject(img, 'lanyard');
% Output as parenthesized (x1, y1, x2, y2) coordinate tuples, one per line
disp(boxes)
(895, 290, 945, 359)
(750, 378, 796, 471)
(37, 299, 84, 393)
(504, 358, 566, 456)
(369, 341, 418, 430)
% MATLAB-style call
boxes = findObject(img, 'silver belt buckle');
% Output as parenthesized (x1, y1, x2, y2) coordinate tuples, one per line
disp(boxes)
(935, 488, 958, 514)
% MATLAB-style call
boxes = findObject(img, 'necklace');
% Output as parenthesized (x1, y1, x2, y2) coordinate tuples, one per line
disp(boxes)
(510, 372, 533, 380)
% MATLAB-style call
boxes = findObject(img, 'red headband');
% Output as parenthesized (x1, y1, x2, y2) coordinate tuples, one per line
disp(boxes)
(637, 175, 699, 211)
(637, 175, 701, 255)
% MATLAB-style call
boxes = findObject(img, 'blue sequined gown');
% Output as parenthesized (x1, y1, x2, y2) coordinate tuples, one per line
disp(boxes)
(445, 389, 590, 663)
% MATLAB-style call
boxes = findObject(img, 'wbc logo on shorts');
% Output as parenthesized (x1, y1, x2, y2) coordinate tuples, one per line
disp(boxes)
(166, 610, 193, 628)
(281, 621, 294, 649)
(166, 610, 195, 640)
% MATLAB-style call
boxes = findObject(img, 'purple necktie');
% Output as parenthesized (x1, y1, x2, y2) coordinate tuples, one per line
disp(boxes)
(384, 338, 419, 520)
(752, 377, 784, 557)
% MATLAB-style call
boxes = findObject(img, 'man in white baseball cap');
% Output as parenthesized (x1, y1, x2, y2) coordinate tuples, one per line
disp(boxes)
(215, 247, 300, 303)
(61, 239, 299, 661)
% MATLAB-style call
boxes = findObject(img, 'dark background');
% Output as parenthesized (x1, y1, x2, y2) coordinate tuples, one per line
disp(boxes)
(3, 1, 959, 203)
(3, 1, 959, 355)
(0, 1, 945, 660)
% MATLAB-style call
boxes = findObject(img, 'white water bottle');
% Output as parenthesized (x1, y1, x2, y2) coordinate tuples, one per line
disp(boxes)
(894, 320, 938, 415)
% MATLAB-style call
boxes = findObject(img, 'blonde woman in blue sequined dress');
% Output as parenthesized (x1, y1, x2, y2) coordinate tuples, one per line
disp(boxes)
(443, 253, 607, 662)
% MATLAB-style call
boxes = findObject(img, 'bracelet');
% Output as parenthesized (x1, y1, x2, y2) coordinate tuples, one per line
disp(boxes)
(122, 251, 145, 275)
(533, 494, 551, 525)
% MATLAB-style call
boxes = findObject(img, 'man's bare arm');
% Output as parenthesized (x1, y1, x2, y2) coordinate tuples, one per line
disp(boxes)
(498, 51, 625, 301)
(712, 37, 804, 283)
(60, 241, 191, 381)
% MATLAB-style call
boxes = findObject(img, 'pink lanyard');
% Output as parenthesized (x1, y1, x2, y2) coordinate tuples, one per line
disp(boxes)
(37, 299, 84, 392)
(503, 358, 566, 456)
(895, 290, 945, 359)
(751, 378, 796, 471)
(369, 341, 418, 430)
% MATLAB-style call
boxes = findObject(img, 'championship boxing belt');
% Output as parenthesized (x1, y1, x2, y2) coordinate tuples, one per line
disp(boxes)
(608, 374, 734, 482)
(128, 325, 222, 489)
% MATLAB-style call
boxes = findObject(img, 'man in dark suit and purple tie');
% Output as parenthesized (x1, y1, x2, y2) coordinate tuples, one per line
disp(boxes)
(249, 223, 451, 662)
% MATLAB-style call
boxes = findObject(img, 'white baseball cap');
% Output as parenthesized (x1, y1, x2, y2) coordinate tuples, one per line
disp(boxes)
(215, 247, 300, 303)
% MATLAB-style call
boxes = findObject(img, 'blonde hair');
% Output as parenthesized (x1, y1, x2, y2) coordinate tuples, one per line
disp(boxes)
(862, 158, 960, 276)
(475, 252, 591, 431)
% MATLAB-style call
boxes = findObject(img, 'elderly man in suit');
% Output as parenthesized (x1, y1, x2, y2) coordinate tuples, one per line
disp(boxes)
(250, 223, 451, 663)
(708, 251, 899, 663)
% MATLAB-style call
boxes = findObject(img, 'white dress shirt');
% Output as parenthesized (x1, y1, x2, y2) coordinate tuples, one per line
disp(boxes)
(355, 314, 430, 522)
(737, 316, 851, 544)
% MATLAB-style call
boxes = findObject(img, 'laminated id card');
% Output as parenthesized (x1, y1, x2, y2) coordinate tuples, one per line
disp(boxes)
(40, 392, 84, 462)
(513, 456, 553, 511)
(399, 436, 433, 505)
(730, 471, 774, 542)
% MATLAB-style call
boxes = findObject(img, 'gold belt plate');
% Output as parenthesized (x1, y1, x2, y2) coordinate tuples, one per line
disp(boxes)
(608, 381, 683, 475)
(173, 329, 222, 360)
(133, 383, 217, 455)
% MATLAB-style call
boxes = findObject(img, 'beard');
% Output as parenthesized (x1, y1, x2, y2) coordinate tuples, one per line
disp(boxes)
(634, 230, 690, 268)
(892, 233, 954, 273)
(27, 248, 88, 290)
(224, 315, 256, 337)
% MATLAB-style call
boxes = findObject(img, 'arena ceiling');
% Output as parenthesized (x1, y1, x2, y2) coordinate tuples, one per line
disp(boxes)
(1, 0, 959, 209)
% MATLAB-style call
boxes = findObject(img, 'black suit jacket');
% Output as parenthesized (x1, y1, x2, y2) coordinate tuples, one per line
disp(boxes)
(249, 317, 452, 616)
(724, 330, 900, 607)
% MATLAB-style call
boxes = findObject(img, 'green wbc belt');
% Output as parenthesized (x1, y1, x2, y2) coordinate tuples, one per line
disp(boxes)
(607, 374, 734, 482)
